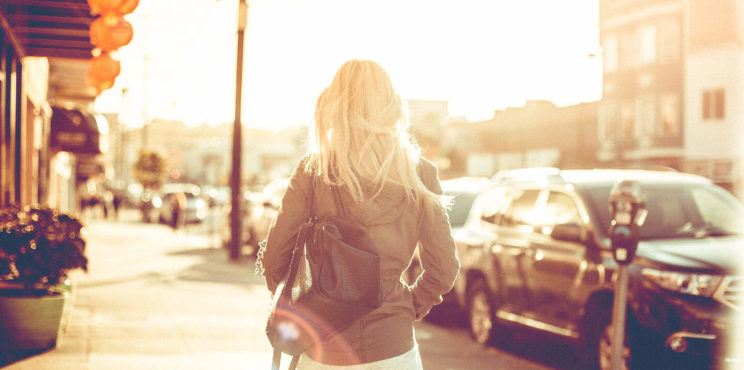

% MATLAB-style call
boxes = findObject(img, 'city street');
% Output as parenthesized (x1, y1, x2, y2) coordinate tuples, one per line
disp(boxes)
(2, 209, 573, 370)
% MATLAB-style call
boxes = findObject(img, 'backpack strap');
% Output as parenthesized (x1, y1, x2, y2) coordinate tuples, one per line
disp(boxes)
(270, 167, 317, 370)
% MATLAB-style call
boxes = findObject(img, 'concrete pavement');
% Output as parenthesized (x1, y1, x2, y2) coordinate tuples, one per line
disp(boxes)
(3, 209, 278, 370)
(1, 209, 551, 370)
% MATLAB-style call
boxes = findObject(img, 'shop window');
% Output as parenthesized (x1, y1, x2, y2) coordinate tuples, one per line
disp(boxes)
(702, 89, 725, 120)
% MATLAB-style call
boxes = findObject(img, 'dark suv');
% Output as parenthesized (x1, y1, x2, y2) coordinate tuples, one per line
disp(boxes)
(453, 168, 743, 369)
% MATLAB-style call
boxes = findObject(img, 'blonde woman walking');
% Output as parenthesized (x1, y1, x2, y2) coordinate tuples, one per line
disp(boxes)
(258, 59, 459, 369)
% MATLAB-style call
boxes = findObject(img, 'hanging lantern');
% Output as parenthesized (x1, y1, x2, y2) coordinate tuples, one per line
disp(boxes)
(89, 53, 121, 82)
(87, 0, 124, 15)
(85, 70, 116, 92)
(117, 0, 139, 15)
(89, 14, 133, 51)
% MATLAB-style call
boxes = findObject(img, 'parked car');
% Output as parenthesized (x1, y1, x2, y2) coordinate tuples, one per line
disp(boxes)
(405, 176, 489, 289)
(453, 168, 743, 369)
(221, 178, 289, 256)
(157, 183, 207, 226)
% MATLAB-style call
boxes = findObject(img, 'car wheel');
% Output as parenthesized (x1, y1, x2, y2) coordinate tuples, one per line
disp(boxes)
(594, 309, 631, 370)
(467, 278, 508, 346)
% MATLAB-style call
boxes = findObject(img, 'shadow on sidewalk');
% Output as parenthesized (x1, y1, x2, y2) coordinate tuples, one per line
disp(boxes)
(167, 247, 266, 287)
(72, 247, 265, 291)
(1, 348, 50, 367)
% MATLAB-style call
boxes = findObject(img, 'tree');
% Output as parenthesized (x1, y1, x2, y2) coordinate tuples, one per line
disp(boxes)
(133, 149, 167, 190)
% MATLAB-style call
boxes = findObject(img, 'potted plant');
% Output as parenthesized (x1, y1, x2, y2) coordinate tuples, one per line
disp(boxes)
(0, 205, 88, 351)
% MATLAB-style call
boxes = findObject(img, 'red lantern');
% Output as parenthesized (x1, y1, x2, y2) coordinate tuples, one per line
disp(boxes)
(89, 14, 133, 51)
(89, 53, 121, 82)
(117, 0, 139, 15)
(87, 0, 124, 15)
(86, 70, 116, 92)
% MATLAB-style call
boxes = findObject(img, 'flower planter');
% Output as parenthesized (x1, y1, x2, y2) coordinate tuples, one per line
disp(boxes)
(0, 205, 87, 351)
(0, 289, 66, 351)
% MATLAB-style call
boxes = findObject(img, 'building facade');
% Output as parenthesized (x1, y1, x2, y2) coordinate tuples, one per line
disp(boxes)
(598, 0, 685, 169)
(599, 0, 744, 197)
(1, 1, 106, 213)
(450, 101, 599, 177)
(682, 0, 744, 196)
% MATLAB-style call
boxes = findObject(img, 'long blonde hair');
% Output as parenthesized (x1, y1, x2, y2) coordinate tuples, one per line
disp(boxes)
(306, 59, 444, 215)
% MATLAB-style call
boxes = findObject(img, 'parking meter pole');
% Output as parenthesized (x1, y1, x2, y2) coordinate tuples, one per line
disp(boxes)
(611, 265, 629, 370)
(607, 179, 646, 370)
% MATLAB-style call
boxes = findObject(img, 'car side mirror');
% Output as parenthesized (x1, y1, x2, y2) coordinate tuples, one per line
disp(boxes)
(550, 223, 584, 243)
(552, 224, 603, 263)
(480, 212, 498, 224)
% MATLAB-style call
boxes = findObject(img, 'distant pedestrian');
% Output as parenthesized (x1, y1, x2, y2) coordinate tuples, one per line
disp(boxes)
(170, 192, 186, 232)
(112, 190, 122, 220)
(257, 59, 459, 368)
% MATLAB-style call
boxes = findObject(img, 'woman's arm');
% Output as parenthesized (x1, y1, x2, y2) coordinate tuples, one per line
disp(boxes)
(411, 160, 460, 320)
(257, 158, 312, 293)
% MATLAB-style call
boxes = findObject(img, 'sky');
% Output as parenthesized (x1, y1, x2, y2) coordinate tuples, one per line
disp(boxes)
(95, 0, 603, 130)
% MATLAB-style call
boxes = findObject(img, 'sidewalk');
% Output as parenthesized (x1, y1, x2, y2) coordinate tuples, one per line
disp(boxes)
(2, 209, 277, 370)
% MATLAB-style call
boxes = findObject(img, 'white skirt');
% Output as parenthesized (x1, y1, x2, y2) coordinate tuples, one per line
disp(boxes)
(295, 342, 423, 370)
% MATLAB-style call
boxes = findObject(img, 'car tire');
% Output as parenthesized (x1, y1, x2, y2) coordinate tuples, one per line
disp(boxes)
(466, 278, 509, 346)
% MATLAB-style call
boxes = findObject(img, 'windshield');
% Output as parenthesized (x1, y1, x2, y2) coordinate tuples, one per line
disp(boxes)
(581, 182, 744, 240)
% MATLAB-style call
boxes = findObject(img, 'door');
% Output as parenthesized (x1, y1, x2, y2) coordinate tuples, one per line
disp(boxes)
(495, 189, 543, 314)
(526, 190, 587, 334)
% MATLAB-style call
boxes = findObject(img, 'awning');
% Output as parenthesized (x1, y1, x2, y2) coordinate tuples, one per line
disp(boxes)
(0, 1, 100, 102)
(0, 0, 95, 60)
(50, 107, 107, 155)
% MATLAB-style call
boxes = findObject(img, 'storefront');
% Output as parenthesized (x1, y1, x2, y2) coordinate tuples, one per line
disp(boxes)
(0, 1, 101, 211)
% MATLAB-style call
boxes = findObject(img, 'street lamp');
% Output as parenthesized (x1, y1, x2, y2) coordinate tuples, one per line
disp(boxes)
(229, 0, 248, 261)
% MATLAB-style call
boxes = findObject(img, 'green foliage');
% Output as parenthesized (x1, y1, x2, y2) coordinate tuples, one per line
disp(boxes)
(133, 149, 168, 190)
(0, 206, 88, 295)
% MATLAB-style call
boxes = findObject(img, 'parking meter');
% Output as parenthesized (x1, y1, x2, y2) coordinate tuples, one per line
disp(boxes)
(608, 179, 647, 370)
(608, 179, 646, 265)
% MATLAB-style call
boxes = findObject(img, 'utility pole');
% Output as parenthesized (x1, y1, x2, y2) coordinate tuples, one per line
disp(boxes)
(229, 0, 247, 261)
(142, 12, 150, 149)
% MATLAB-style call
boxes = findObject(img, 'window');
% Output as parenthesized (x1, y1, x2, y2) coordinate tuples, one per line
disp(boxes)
(598, 100, 618, 140)
(660, 94, 679, 135)
(702, 89, 725, 120)
(603, 35, 618, 72)
(502, 190, 541, 232)
(475, 186, 510, 225)
(658, 18, 681, 63)
(639, 24, 657, 64)
(540, 192, 581, 235)
(637, 95, 656, 136)
(619, 32, 637, 68)
(620, 100, 636, 137)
